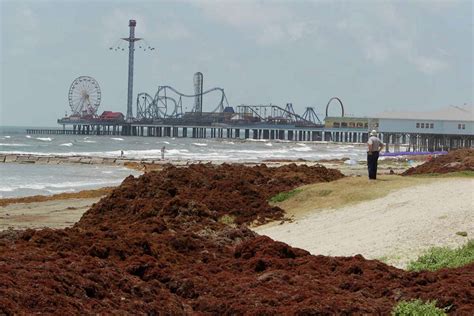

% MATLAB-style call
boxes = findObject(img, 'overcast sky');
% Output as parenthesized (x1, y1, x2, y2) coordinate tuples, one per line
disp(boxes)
(1, 0, 472, 127)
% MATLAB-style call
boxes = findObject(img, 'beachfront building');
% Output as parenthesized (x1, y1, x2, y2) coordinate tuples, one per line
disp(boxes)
(321, 116, 378, 143)
(324, 116, 373, 130)
(375, 105, 473, 152)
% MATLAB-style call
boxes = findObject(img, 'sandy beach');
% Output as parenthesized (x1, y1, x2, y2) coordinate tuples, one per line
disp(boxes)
(0, 187, 112, 230)
(0, 198, 100, 231)
(255, 177, 474, 269)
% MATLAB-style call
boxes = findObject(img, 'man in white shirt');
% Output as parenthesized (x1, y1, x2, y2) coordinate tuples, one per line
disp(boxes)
(367, 130, 384, 180)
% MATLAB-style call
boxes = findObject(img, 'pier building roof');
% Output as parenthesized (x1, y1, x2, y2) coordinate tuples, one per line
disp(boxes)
(375, 105, 473, 122)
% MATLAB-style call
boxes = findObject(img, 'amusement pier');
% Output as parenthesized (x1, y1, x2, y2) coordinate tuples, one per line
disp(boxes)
(27, 20, 473, 152)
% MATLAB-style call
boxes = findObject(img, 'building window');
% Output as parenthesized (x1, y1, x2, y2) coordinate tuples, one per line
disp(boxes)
(458, 123, 465, 130)
(333, 122, 340, 128)
(416, 122, 434, 129)
(341, 122, 348, 128)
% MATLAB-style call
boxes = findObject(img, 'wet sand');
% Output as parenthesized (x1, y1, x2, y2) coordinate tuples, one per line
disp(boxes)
(0, 187, 111, 230)
(0, 198, 101, 231)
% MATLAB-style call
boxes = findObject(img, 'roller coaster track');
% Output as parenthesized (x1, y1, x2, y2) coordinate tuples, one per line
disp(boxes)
(302, 107, 322, 125)
(236, 104, 321, 127)
(136, 85, 229, 120)
(136, 85, 342, 127)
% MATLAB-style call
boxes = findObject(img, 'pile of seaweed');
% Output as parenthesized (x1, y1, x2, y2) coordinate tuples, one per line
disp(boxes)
(403, 148, 474, 175)
(1, 164, 472, 314)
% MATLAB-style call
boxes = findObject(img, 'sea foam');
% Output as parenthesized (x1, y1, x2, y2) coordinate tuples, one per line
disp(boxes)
(0, 143, 31, 147)
(293, 146, 312, 152)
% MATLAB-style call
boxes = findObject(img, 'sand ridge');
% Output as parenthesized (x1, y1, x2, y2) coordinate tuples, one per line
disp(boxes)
(0, 187, 113, 207)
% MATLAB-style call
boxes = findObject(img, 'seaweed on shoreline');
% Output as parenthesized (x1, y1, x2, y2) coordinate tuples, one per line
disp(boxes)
(1, 163, 472, 314)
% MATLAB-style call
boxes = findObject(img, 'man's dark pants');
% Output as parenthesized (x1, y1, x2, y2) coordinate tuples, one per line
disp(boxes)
(367, 151, 380, 180)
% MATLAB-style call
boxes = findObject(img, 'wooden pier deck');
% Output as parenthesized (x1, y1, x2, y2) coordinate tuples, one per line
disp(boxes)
(26, 122, 473, 152)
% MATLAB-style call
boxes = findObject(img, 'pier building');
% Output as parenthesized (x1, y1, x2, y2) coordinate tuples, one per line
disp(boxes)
(375, 106, 473, 152)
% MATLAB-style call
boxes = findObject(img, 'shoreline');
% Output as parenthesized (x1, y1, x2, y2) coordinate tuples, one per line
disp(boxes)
(0, 187, 113, 208)
(0, 157, 423, 201)
(0, 153, 158, 166)
(0, 152, 425, 176)
(0, 151, 430, 166)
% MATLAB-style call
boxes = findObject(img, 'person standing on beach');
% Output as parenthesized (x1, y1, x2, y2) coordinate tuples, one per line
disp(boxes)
(367, 130, 384, 180)
(161, 146, 166, 160)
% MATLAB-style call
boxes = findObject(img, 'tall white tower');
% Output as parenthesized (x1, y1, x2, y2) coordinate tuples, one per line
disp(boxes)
(122, 19, 142, 121)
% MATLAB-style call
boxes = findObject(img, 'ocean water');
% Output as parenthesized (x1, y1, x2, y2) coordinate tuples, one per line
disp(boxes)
(0, 126, 366, 161)
(0, 163, 139, 198)
(0, 126, 367, 198)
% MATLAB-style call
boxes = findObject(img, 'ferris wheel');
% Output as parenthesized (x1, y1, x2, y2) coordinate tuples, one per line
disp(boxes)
(68, 76, 101, 116)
